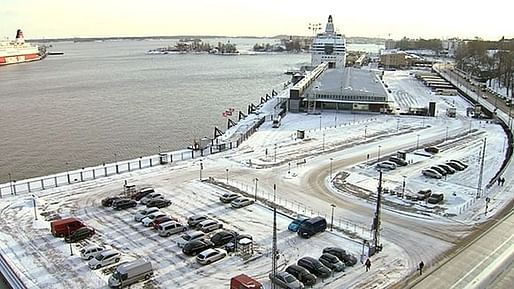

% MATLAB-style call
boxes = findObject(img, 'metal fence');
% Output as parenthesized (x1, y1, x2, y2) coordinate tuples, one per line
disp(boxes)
(0, 116, 266, 198)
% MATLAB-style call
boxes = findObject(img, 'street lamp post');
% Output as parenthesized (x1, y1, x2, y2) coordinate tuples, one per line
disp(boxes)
(199, 161, 203, 181)
(67, 225, 73, 256)
(330, 158, 333, 179)
(402, 176, 406, 197)
(416, 134, 420, 149)
(377, 145, 382, 162)
(254, 178, 259, 202)
(330, 204, 336, 231)
(65, 162, 70, 184)
(114, 153, 119, 174)
(8, 173, 14, 195)
(225, 168, 229, 184)
(32, 194, 38, 220)
(364, 125, 368, 139)
(319, 115, 322, 130)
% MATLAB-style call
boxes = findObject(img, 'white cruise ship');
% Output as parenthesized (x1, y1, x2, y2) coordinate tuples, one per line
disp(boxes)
(311, 15, 346, 69)
(0, 29, 41, 66)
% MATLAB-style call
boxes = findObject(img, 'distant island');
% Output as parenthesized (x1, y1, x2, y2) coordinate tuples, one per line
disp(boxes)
(147, 39, 239, 55)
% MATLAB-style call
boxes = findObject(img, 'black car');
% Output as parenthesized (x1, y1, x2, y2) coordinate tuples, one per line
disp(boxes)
(388, 156, 408, 166)
(182, 239, 215, 256)
(446, 161, 465, 171)
(437, 164, 455, 174)
(101, 196, 122, 207)
(210, 230, 237, 247)
(113, 199, 137, 210)
(285, 264, 317, 286)
(219, 193, 240, 203)
(146, 198, 172, 208)
(424, 146, 440, 154)
(297, 257, 331, 278)
(298, 217, 327, 238)
(322, 247, 358, 266)
(430, 166, 447, 176)
(132, 188, 155, 201)
(64, 227, 95, 243)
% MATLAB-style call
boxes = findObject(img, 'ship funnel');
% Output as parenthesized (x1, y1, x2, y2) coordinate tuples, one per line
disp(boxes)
(15, 29, 25, 43)
(325, 15, 335, 34)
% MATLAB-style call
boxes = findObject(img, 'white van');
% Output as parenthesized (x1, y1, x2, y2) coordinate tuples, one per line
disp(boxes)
(108, 259, 153, 288)
(158, 221, 187, 237)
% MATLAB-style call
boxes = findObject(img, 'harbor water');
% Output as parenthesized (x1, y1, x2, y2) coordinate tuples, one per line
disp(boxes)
(0, 39, 382, 184)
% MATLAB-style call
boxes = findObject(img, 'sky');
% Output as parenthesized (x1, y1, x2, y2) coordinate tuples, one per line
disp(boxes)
(1, 0, 512, 40)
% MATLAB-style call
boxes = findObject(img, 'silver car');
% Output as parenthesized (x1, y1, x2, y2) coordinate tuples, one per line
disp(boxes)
(269, 271, 304, 289)
(422, 169, 442, 179)
(196, 248, 226, 265)
(230, 197, 254, 208)
(177, 231, 207, 248)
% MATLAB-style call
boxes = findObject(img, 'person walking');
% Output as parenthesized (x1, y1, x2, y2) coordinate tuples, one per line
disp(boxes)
(501, 177, 505, 186)
(418, 261, 424, 275)
(365, 258, 371, 272)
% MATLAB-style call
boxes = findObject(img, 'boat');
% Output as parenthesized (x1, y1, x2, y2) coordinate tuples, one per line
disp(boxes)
(0, 29, 43, 66)
(310, 15, 347, 68)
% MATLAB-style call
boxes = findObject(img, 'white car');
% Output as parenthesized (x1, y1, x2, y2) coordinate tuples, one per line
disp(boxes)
(140, 193, 164, 205)
(231, 197, 254, 208)
(376, 161, 397, 170)
(196, 248, 227, 265)
(141, 212, 167, 227)
(177, 231, 207, 248)
(88, 250, 121, 269)
(197, 219, 223, 233)
(134, 207, 160, 222)
(80, 245, 105, 260)
(422, 169, 443, 179)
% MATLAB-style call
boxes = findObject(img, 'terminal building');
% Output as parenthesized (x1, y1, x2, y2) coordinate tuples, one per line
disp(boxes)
(288, 15, 390, 113)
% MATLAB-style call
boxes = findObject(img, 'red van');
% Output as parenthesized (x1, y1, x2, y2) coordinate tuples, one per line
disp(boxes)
(230, 274, 263, 289)
(50, 217, 84, 237)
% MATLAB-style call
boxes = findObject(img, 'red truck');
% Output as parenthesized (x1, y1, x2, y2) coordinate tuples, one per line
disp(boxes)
(50, 217, 84, 237)
(230, 274, 263, 289)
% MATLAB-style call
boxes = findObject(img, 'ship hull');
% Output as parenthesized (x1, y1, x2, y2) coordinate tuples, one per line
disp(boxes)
(0, 53, 41, 66)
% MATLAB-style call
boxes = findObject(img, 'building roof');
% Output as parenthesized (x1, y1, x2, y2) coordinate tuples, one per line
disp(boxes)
(311, 68, 388, 98)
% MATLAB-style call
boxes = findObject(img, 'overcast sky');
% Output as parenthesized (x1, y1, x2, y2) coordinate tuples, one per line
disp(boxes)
(1, 0, 511, 40)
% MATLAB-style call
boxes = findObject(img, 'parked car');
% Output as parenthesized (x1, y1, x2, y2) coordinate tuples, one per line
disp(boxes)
(450, 159, 468, 169)
(422, 169, 442, 179)
(197, 219, 223, 233)
(80, 245, 106, 260)
(268, 271, 304, 289)
(446, 161, 465, 171)
(145, 198, 171, 208)
(140, 193, 164, 205)
(152, 216, 178, 229)
(430, 166, 447, 176)
(177, 231, 207, 248)
(288, 215, 309, 232)
(298, 217, 327, 238)
(297, 257, 331, 278)
(388, 156, 408, 166)
(427, 193, 444, 204)
(108, 259, 153, 288)
(231, 197, 254, 208)
(322, 247, 357, 266)
(132, 187, 155, 201)
(102, 196, 123, 207)
(157, 221, 187, 237)
(44, 213, 61, 222)
(182, 239, 215, 256)
(141, 212, 167, 227)
(113, 199, 137, 210)
(187, 214, 208, 228)
(134, 207, 159, 222)
(319, 253, 345, 272)
(437, 164, 455, 174)
(210, 230, 237, 247)
(376, 161, 397, 170)
(88, 250, 121, 270)
(196, 248, 227, 265)
(285, 264, 317, 287)
(424, 146, 440, 153)
(220, 193, 240, 203)
(64, 226, 95, 243)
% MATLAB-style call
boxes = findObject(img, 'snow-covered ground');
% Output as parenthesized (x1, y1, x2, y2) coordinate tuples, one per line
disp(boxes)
(0, 70, 511, 289)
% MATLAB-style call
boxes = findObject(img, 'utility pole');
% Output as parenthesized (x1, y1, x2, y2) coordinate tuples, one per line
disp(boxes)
(272, 184, 277, 289)
(477, 138, 487, 199)
(372, 170, 383, 254)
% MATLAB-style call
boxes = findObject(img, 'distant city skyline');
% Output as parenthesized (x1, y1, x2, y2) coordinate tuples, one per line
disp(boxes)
(1, 0, 511, 41)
